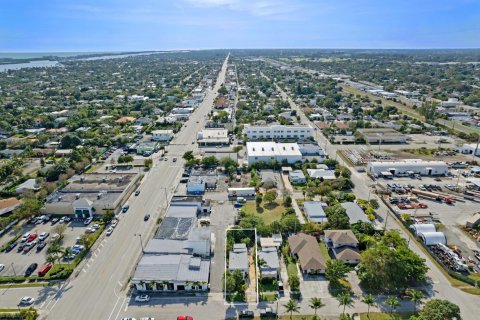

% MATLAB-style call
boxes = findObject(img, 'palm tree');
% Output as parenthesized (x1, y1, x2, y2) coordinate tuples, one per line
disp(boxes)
(361, 293, 375, 317)
(283, 299, 300, 319)
(309, 297, 324, 316)
(386, 296, 400, 315)
(338, 293, 353, 315)
(406, 289, 424, 313)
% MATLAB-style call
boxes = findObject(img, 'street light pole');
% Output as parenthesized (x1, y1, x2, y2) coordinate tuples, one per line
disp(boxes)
(134, 233, 144, 253)
(11, 262, 16, 277)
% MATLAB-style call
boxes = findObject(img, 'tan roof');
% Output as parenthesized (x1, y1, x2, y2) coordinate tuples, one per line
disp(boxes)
(288, 233, 326, 271)
(115, 116, 135, 123)
(324, 230, 359, 246)
(0, 197, 21, 215)
(333, 247, 361, 261)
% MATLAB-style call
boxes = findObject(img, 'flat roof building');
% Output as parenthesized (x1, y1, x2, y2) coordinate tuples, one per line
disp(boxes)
(42, 173, 140, 217)
(356, 128, 407, 144)
(197, 128, 229, 146)
(246, 142, 302, 166)
(367, 159, 449, 177)
(151, 129, 174, 141)
(243, 124, 313, 141)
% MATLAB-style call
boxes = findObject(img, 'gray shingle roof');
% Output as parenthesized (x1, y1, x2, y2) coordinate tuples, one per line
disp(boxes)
(340, 202, 370, 224)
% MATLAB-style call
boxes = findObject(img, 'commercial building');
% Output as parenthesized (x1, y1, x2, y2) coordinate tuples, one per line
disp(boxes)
(42, 173, 140, 217)
(136, 142, 159, 156)
(151, 130, 174, 142)
(367, 159, 449, 177)
(197, 128, 229, 146)
(0, 197, 21, 217)
(132, 205, 211, 292)
(307, 169, 336, 180)
(15, 179, 40, 194)
(246, 142, 302, 166)
(243, 124, 313, 141)
(356, 128, 407, 144)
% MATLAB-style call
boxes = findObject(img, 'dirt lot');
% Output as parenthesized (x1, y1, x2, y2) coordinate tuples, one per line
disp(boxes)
(0, 219, 91, 277)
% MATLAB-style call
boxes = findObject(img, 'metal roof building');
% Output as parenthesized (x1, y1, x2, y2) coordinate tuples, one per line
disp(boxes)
(340, 202, 370, 224)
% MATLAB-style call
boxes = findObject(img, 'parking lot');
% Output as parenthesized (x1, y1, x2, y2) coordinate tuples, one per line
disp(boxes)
(376, 174, 480, 272)
(0, 218, 95, 278)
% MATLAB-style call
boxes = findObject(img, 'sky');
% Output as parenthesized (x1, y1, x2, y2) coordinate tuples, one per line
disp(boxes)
(1, 0, 480, 51)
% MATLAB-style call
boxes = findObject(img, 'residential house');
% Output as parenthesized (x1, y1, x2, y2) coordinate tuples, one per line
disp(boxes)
(303, 201, 328, 223)
(229, 243, 249, 277)
(324, 230, 361, 264)
(258, 247, 280, 279)
(340, 202, 370, 224)
(288, 233, 327, 274)
(15, 179, 40, 194)
(289, 170, 306, 184)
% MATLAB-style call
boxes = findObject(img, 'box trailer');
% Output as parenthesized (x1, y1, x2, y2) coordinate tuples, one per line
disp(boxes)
(227, 187, 256, 198)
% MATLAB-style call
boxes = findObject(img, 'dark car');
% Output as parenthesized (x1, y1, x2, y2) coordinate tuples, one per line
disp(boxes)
(36, 242, 47, 252)
(17, 243, 26, 252)
(144, 214, 151, 221)
(25, 263, 38, 277)
(5, 242, 17, 252)
(239, 310, 254, 318)
(135, 190, 141, 196)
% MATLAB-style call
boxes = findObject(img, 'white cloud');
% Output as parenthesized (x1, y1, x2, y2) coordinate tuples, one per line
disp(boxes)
(185, 0, 299, 18)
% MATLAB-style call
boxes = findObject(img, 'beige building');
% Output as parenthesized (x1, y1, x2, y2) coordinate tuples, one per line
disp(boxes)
(42, 173, 140, 217)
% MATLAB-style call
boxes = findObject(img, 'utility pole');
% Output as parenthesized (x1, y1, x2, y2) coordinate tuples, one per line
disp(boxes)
(11, 262, 16, 277)
(134, 233, 144, 253)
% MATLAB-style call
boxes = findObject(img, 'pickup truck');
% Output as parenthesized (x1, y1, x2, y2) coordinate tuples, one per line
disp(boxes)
(259, 307, 276, 317)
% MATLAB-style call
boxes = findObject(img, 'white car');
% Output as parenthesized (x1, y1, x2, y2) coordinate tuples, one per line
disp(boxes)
(92, 223, 100, 229)
(111, 220, 118, 228)
(19, 296, 35, 305)
(134, 294, 150, 302)
(39, 232, 49, 241)
(59, 216, 71, 223)
(85, 227, 96, 233)
(21, 232, 31, 242)
(106, 227, 114, 236)
(0, 264, 5, 272)
(84, 217, 93, 225)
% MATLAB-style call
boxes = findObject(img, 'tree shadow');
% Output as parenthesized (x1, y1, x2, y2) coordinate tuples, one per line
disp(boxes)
(256, 207, 265, 214)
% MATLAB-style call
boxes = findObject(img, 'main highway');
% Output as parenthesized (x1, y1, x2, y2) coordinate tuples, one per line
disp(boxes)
(0, 54, 229, 320)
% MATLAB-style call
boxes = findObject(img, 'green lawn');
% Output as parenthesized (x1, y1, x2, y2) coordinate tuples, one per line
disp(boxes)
(243, 200, 286, 225)
(287, 261, 298, 277)
(360, 312, 414, 320)
(319, 242, 331, 261)
(0, 282, 48, 289)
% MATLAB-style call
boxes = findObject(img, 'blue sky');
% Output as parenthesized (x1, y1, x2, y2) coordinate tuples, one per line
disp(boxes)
(1, 0, 479, 51)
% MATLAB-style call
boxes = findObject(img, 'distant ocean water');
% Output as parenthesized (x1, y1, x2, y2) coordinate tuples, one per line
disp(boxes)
(0, 52, 111, 59)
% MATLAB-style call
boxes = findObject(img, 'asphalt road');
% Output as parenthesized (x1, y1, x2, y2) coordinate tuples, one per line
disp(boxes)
(0, 54, 230, 320)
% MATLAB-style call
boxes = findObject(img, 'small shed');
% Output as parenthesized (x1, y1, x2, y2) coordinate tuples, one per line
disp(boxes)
(419, 231, 446, 245)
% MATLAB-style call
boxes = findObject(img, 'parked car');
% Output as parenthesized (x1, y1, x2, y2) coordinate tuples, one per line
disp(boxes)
(0, 264, 5, 273)
(259, 308, 276, 317)
(106, 227, 114, 236)
(84, 217, 93, 225)
(111, 220, 118, 228)
(39, 232, 49, 241)
(60, 216, 71, 223)
(135, 294, 150, 303)
(27, 233, 38, 243)
(122, 205, 130, 213)
(5, 241, 17, 252)
(25, 263, 38, 276)
(173, 157, 177, 162)
(177, 317, 193, 320)
(239, 310, 254, 318)
(19, 296, 35, 305)
(17, 243, 26, 252)
(135, 190, 141, 196)
(51, 218, 59, 225)
(23, 241, 37, 253)
(36, 241, 47, 252)
(21, 232, 31, 242)
(144, 214, 151, 221)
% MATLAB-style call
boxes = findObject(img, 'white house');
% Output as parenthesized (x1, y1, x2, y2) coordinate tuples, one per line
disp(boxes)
(243, 124, 313, 140)
(152, 130, 174, 142)
(246, 142, 302, 166)
(229, 243, 249, 277)
(197, 129, 229, 146)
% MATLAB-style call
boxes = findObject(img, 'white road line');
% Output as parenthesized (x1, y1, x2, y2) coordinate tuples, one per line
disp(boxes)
(48, 297, 60, 312)
(106, 296, 122, 320)
(40, 300, 47, 309)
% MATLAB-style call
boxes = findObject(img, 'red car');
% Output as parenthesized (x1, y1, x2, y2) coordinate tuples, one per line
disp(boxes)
(177, 317, 194, 320)
(27, 233, 38, 243)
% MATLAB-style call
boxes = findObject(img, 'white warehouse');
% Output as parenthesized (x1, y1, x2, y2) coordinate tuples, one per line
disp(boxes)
(246, 142, 302, 166)
(367, 159, 449, 177)
(151, 130, 174, 141)
(243, 124, 313, 140)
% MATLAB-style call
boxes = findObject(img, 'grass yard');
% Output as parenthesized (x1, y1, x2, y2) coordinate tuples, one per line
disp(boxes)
(243, 200, 286, 225)
(319, 242, 331, 261)
(360, 312, 414, 320)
